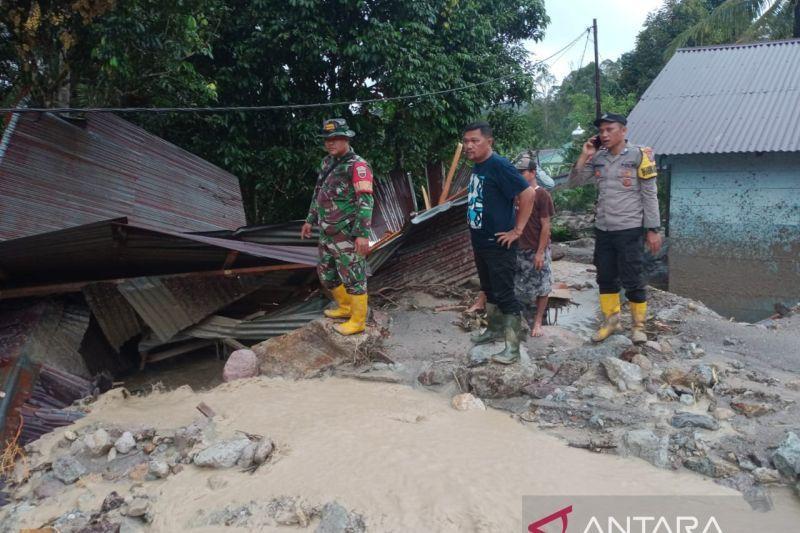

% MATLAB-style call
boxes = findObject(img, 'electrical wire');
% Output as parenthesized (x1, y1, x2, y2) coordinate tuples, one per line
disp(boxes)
(0, 27, 592, 114)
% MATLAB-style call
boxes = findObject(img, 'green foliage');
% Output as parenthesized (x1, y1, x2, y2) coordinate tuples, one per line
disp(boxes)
(552, 184, 596, 214)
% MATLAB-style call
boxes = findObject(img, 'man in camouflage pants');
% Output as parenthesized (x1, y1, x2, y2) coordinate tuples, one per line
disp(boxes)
(301, 118, 374, 335)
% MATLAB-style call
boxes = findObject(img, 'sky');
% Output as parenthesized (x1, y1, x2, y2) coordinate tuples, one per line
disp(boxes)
(528, 0, 666, 82)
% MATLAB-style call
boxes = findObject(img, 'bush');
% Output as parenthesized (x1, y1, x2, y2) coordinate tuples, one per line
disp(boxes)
(553, 185, 596, 213)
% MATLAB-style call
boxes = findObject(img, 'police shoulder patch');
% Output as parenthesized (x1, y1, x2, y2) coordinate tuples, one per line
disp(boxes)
(352, 161, 373, 194)
(637, 148, 657, 180)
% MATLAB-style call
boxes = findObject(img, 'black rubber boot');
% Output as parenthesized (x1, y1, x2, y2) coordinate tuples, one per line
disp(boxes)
(491, 314, 522, 365)
(470, 303, 503, 344)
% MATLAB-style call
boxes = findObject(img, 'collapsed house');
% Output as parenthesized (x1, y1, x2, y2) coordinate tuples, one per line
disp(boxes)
(0, 112, 482, 447)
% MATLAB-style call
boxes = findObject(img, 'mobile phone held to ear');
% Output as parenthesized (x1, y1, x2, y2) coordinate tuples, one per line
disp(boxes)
(591, 136, 602, 149)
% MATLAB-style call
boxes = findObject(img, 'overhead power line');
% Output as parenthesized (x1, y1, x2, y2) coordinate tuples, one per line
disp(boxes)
(1, 27, 591, 115)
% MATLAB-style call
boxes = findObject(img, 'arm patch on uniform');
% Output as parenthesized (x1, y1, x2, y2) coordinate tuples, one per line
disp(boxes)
(637, 148, 657, 180)
(352, 161, 373, 194)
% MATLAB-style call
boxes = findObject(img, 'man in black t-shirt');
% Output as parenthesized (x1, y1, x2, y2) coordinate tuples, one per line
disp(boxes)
(464, 122, 535, 365)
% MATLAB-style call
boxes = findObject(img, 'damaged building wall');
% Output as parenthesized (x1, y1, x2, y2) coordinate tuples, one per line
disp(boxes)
(667, 153, 800, 322)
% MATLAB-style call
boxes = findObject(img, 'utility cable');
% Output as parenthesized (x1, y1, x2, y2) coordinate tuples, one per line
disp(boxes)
(0, 27, 592, 114)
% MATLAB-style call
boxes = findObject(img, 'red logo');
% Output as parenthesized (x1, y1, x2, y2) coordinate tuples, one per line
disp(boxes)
(529, 505, 573, 533)
(622, 177, 632, 187)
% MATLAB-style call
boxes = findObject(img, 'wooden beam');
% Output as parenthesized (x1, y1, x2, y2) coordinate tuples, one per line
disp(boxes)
(421, 186, 431, 210)
(438, 142, 463, 205)
(221, 250, 239, 270)
(0, 262, 313, 300)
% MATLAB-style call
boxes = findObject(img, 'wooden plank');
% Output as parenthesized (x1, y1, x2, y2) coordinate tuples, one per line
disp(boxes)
(438, 142, 463, 205)
(421, 186, 431, 210)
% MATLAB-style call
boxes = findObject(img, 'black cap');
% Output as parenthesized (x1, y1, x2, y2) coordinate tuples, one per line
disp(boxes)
(593, 113, 627, 127)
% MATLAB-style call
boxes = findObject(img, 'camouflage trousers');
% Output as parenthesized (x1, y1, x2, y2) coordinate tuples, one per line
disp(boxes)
(514, 247, 553, 301)
(317, 230, 368, 295)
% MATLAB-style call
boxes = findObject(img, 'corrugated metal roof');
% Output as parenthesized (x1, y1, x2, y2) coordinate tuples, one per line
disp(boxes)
(116, 272, 272, 342)
(627, 39, 800, 155)
(82, 282, 143, 350)
(0, 219, 315, 287)
(0, 112, 246, 241)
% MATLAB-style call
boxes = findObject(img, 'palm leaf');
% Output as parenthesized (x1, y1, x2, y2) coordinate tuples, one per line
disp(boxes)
(664, 0, 778, 59)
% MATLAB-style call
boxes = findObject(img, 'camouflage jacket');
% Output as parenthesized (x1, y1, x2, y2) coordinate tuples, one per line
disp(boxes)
(305, 149, 374, 239)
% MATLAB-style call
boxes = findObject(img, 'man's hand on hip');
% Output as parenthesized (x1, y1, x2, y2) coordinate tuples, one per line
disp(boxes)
(355, 237, 370, 256)
(495, 229, 521, 248)
(646, 231, 662, 254)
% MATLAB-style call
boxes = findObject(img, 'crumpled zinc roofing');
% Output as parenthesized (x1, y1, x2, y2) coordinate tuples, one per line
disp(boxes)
(627, 39, 800, 155)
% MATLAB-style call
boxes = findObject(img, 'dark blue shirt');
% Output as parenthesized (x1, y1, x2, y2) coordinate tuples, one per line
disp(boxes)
(467, 153, 530, 249)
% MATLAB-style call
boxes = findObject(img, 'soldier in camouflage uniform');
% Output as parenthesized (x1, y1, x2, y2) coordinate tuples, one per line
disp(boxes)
(300, 118, 374, 335)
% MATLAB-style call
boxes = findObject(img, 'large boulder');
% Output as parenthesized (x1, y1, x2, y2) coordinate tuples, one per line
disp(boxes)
(252, 319, 381, 379)
(193, 438, 252, 469)
(223, 349, 259, 381)
(619, 430, 669, 469)
(468, 363, 538, 399)
(773, 432, 800, 480)
(601, 357, 644, 392)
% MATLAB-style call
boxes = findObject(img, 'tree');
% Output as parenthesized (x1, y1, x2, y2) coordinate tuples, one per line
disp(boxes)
(147, 0, 549, 223)
(0, 1, 220, 107)
(667, 0, 800, 55)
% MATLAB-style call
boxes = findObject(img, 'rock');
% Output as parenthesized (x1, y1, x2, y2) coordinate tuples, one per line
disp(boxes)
(772, 432, 800, 480)
(33, 473, 66, 499)
(193, 438, 251, 468)
(657, 387, 680, 402)
(570, 335, 633, 361)
(52, 510, 91, 532)
(550, 359, 589, 385)
(588, 415, 604, 430)
(64, 430, 78, 442)
(316, 502, 366, 533)
(670, 412, 719, 431)
(711, 407, 735, 421)
(253, 319, 382, 379)
(148, 459, 170, 479)
(77, 491, 96, 513)
(619, 430, 669, 469)
(631, 354, 653, 373)
(52, 455, 88, 484)
(680, 394, 695, 406)
(102, 491, 125, 512)
(644, 341, 662, 353)
(223, 349, 259, 382)
(524, 383, 558, 399)
(142, 441, 156, 454)
(753, 467, 782, 484)
(237, 442, 256, 469)
(417, 361, 458, 386)
(84, 428, 112, 456)
(786, 379, 800, 392)
(128, 462, 149, 481)
(683, 456, 739, 478)
(730, 401, 774, 418)
(578, 385, 617, 400)
(468, 363, 538, 399)
(124, 497, 150, 517)
(107, 447, 118, 462)
(601, 357, 643, 392)
(115, 432, 136, 454)
(253, 438, 275, 465)
(451, 393, 486, 411)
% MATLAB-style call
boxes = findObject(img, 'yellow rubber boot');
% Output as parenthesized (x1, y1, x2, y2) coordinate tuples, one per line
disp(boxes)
(630, 301, 648, 345)
(591, 293, 622, 343)
(335, 294, 367, 335)
(324, 285, 351, 319)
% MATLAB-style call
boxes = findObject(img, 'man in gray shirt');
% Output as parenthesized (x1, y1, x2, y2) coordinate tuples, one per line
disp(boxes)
(568, 113, 662, 344)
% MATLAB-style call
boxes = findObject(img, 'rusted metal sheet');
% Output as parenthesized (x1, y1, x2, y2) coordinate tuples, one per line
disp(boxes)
(372, 201, 475, 290)
(116, 272, 274, 342)
(628, 39, 800, 155)
(83, 282, 143, 350)
(0, 112, 246, 241)
(0, 219, 316, 288)
(371, 169, 416, 240)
